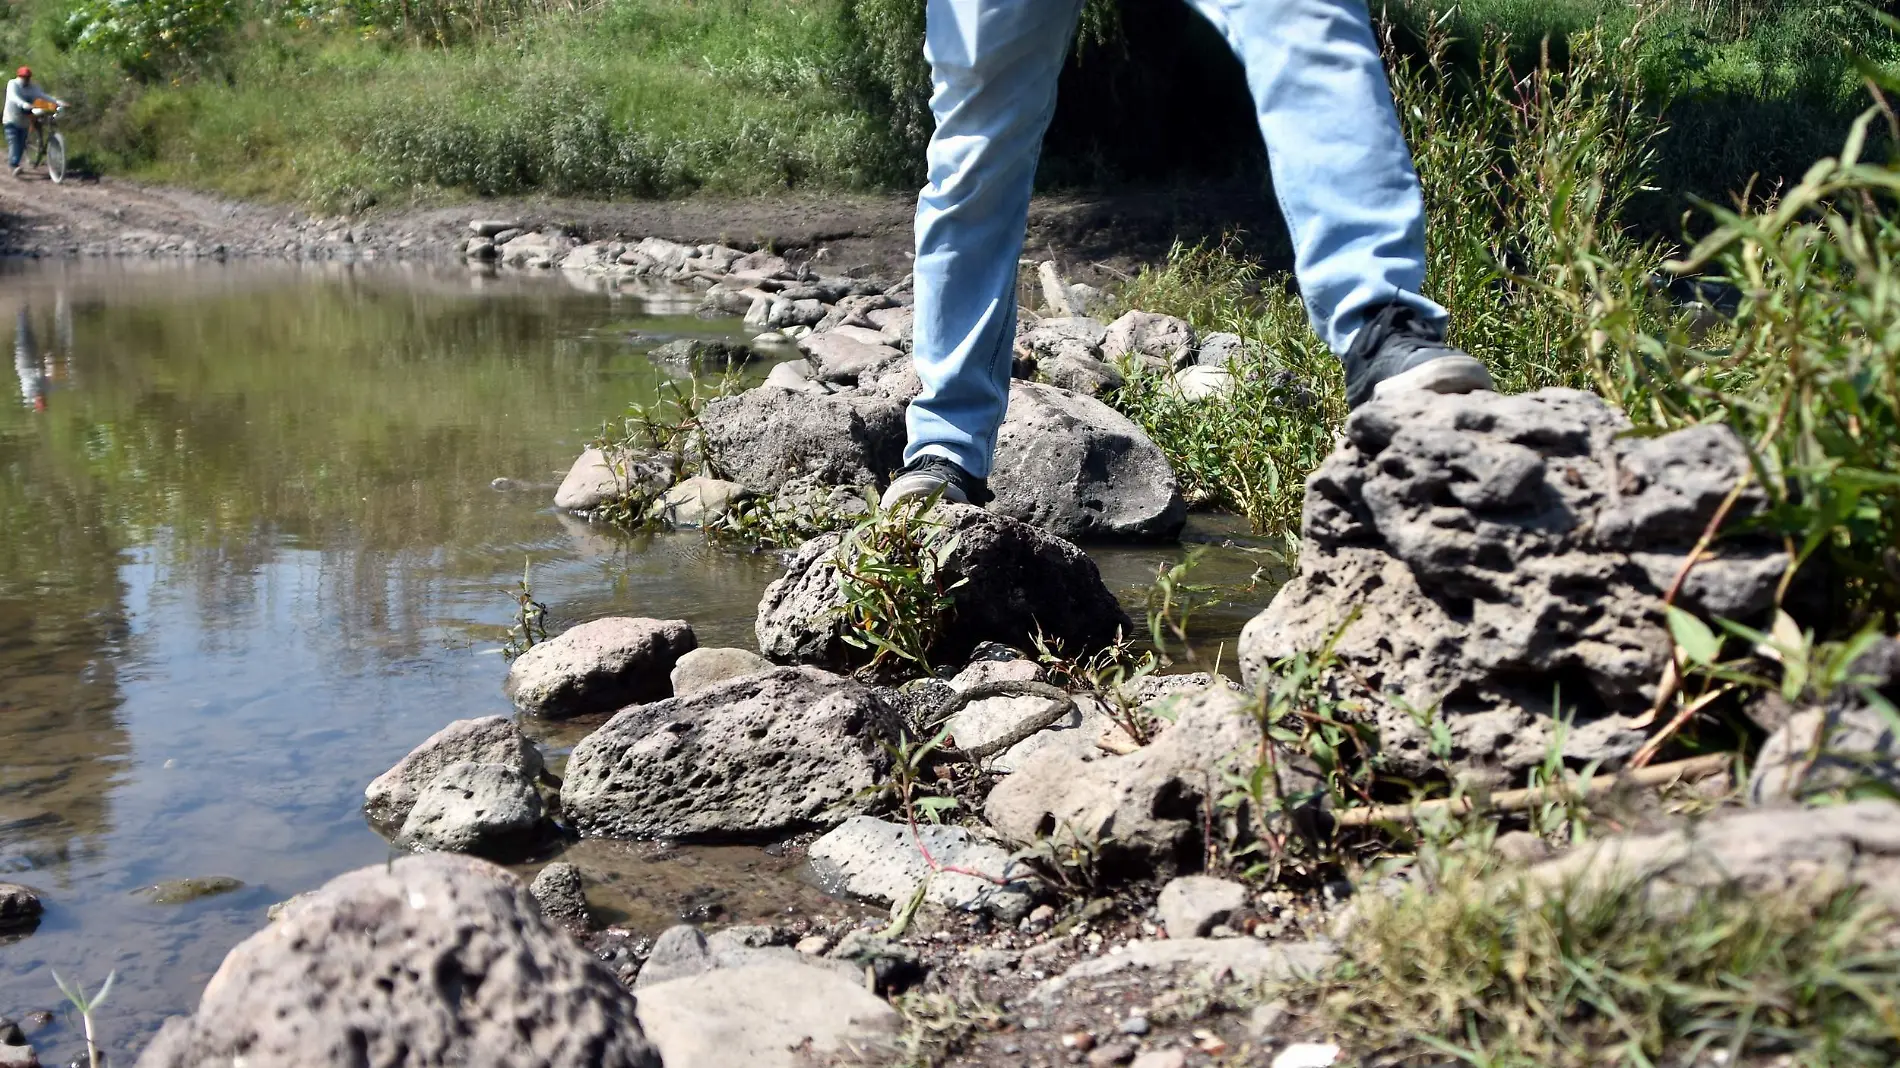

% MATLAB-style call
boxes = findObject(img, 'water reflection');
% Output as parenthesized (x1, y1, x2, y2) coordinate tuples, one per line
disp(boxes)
(0, 260, 1273, 1058)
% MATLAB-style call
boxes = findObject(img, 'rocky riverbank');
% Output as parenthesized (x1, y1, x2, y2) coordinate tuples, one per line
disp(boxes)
(102, 275, 1900, 1062)
(7, 211, 1890, 1068)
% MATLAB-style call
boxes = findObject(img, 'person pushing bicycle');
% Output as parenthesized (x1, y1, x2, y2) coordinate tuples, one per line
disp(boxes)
(6, 66, 63, 178)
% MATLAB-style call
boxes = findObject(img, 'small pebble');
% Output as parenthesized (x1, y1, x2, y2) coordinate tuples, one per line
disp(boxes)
(1208, 923, 1237, 939)
(1087, 1041, 1137, 1067)
(1131, 1051, 1187, 1068)
(1193, 1029, 1229, 1056)
(1118, 1015, 1150, 1035)
(1271, 1042, 1342, 1068)
(1021, 1017, 1042, 1031)
(1060, 1031, 1096, 1051)
(795, 934, 830, 955)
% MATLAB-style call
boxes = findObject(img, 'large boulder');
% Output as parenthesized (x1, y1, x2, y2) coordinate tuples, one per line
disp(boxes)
(504, 617, 697, 719)
(755, 504, 1133, 670)
(635, 961, 901, 1068)
(397, 761, 548, 861)
(701, 385, 905, 495)
(364, 715, 544, 827)
(561, 667, 901, 840)
(990, 382, 1186, 541)
(1240, 389, 1782, 784)
(135, 855, 662, 1068)
(985, 686, 1313, 875)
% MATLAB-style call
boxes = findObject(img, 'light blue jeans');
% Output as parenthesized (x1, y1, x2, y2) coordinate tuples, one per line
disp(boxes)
(905, 0, 1448, 477)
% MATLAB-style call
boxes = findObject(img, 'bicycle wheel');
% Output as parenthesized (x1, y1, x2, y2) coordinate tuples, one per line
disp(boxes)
(46, 133, 64, 184)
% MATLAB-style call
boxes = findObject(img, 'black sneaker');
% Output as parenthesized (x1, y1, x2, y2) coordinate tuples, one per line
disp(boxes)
(880, 455, 993, 509)
(1341, 303, 1494, 410)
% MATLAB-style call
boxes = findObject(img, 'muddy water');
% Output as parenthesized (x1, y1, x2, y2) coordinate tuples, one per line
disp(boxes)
(0, 260, 1275, 1055)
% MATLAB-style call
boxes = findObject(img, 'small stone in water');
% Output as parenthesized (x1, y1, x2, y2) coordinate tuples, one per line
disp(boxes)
(136, 876, 244, 904)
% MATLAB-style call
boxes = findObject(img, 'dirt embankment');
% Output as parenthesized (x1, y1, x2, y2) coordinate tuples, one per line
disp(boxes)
(0, 172, 1290, 281)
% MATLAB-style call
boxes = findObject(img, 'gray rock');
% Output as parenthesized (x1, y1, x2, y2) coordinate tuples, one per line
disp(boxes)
(560, 242, 623, 272)
(755, 503, 1133, 670)
(1040, 352, 1125, 397)
(647, 338, 754, 368)
(1172, 365, 1235, 402)
(1240, 389, 1780, 784)
(1032, 938, 1337, 1003)
(628, 237, 696, 271)
(364, 716, 543, 827)
(647, 476, 751, 527)
(700, 385, 905, 495)
(504, 617, 697, 719)
(635, 924, 714, 988)
(867, 305, 915, 348)
(762, 359, 824, 393)
(1523, 799, 1900, 916)
(0, 1043, 35, 1068)
(1195, 331, 1248, 367)
(468, 219, 522, 237)
(398, 762, 547, 860)
(990, 382, 1186, 542)
(135, 855, 661, 1068)
(1102, 310, 1196, 367)
(0, 883, 41, 929)
(561, 667, 901, 840)
(799, 332, 905, 387)
(553, 446, 672, 512)
(1750, 637, 1900, 803)
(809, 816, 1038, 921)
(1157, 875, 1248, 938)
(986, 687, 1317, 874)
(529, 862, 588, 932)
(464, 236, 496, 260)
(669, 646, 773, 698)
(498, 230, 578, 268)
(635, 961, 901, 1068)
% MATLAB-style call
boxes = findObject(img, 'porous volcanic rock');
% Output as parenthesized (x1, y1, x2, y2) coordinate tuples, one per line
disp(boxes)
(364, 715, 544, 827)
(990, 382, 1186, 541)
(1240, 389, 1781, 784)
(504, 617, 696, 719)
(700, 385, 905, 495)
(135, 854, 661, 1068)
(755, 504, 1133, 670)
(560, 667, 901, 840)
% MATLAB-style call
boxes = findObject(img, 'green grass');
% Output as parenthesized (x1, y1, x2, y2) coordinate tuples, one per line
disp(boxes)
(0, 0, 1889, 212)
(1315, 847, 1900, 1066)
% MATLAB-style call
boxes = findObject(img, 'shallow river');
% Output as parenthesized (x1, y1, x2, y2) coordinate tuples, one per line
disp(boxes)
(0, 260, 1272, 1055)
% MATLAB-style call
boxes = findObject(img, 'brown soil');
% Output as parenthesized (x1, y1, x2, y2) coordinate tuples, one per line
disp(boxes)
(0, 171, 1292, 278)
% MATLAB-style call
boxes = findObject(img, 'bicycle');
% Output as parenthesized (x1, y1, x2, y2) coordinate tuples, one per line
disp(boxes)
(26, 99, 67, 184)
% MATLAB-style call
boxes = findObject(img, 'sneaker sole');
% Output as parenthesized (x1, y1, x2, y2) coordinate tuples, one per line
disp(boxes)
(879, 474, 971, 510)
(1371, 354, 1495, 402)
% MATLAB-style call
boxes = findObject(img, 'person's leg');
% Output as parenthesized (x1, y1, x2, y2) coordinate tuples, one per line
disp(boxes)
(1181, 0, 1443, 354)
(5, 124, 24, 170)
(903, 0, 1085, 481)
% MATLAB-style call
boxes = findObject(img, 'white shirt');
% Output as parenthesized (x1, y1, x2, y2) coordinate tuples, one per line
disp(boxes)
(5, 79, 53, 126)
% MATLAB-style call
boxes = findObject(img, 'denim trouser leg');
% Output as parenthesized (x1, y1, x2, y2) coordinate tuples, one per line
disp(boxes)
(905, 0, 1447, 476)
(4, 124, 25, 169)
(905, 0, 1084, 478)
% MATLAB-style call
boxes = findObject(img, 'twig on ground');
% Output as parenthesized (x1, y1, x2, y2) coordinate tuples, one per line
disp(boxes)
(929, 680, 1078, 764)
(1330, 753, 1731, 828)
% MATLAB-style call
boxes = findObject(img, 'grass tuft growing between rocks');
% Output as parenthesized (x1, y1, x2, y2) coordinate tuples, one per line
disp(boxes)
(1311, 849, 1900, 1066)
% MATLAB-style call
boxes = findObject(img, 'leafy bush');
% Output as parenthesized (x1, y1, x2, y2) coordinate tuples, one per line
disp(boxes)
(61, 0, 241, 80)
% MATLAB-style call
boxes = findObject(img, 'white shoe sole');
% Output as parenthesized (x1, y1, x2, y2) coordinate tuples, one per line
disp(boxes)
(1371, 354, 1495, 402)
(880, 474, 970, 510)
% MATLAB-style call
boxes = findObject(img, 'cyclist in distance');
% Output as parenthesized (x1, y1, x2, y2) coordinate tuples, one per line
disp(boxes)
(5, 66, 62, 178)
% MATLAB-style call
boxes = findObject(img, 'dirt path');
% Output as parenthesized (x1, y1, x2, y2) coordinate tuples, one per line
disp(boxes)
(0, 171, 1290, 279)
